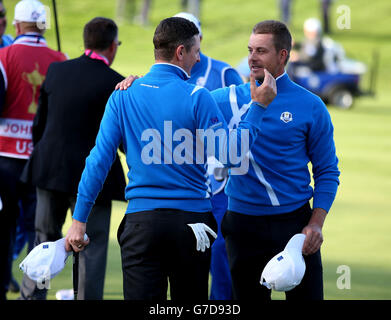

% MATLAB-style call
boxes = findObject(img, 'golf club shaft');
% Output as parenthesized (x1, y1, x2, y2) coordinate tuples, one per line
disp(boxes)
(52, 0, 61, 52)
(73, 251, 79, 300)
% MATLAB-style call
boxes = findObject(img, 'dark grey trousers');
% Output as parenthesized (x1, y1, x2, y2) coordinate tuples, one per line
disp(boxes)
(20, 188, 111, 300)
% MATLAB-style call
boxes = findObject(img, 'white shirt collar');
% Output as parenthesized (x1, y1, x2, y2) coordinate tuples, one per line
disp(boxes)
(276, 71, 287, 81)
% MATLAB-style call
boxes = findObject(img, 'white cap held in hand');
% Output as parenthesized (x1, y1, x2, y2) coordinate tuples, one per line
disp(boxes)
(19, 238, 71, 282)
(260, 233, 306, 292)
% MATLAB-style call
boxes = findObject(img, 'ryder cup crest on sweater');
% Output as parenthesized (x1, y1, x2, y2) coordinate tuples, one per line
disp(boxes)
(280, 111, 293, 123)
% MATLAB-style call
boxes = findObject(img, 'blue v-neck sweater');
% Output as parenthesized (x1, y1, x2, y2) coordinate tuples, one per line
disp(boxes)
(212, 73, 340, 215)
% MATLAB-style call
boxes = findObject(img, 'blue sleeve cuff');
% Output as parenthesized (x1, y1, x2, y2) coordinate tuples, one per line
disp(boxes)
(313, 191, 337, 213)
(251, 101, 267, 109)
(72, 195, 94, 223)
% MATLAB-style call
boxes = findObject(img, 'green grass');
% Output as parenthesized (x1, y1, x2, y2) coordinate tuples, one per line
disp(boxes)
(5, 0, 391, 300)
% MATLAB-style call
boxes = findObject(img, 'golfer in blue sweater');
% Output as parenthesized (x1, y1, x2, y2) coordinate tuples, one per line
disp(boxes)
(213, 20, 340, 300)
(65, 17, 276, 300)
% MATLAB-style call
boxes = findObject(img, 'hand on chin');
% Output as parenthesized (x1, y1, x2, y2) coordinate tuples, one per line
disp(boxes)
(251, 68, 265, 82)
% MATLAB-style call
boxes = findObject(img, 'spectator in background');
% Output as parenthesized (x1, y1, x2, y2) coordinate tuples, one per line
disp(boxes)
(18, 17, 126, 300)
(116, 0, 136, 23)
(0, 1, 13, 48)
(291, 17, 326, 71)
(135, 0, 152, 26)
(289, 17, 353, 75)
(279, 0, 293, 26)
(320, 0, 332, 34)
(0, 0, 66, 300)
(181, 0, 201, 18)
(173, 12, 243, 301)
(116, 0, 153, 27)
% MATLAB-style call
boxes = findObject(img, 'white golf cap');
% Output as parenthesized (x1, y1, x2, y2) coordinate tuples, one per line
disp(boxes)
(260, 233, 306, 292)
(304, 18, 322, 35)
(19, 238, 71, 282)
(13, 0, 46, 24)
(173, 12, 202, 37)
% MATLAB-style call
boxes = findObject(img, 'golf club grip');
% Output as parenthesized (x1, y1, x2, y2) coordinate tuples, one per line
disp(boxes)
(73, 251, 79, 300)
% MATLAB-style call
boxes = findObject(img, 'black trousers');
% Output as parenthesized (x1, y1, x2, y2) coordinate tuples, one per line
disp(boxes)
(0, 156, 36, 300)
(20, 188, 111, 300)
(117, 209, 217, 301)
(221, 202, 323, 300)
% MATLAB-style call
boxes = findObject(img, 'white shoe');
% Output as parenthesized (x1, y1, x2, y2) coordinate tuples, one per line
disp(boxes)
(55, 289, 74, 300)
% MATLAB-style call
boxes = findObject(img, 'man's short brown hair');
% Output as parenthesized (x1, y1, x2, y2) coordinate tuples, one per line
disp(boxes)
(83, 17, 118, 51)
(252, 20, 292, 64)
(153, 17, 199, 61)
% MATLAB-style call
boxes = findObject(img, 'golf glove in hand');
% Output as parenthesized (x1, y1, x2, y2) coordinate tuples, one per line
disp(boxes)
(187, 223, 217, 252)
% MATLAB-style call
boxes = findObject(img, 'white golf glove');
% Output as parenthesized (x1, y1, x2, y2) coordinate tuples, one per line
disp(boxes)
(187, 223, 218, 252)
